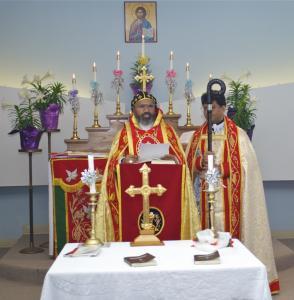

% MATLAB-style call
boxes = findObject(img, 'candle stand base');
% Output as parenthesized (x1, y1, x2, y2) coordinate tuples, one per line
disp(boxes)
(20, 246, 44, 254)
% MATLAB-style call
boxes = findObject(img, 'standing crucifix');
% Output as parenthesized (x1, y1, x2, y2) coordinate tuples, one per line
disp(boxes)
(125, 163, 166, 246)
(134, 66, 154, 92)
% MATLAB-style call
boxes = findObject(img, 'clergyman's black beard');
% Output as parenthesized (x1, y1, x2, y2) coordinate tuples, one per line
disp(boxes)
(137, 113, 155, 126)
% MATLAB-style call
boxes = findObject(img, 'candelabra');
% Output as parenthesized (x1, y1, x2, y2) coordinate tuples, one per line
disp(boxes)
(184, 79, 195, 127)
(112, 69, 124, 116)
(68, 89, 80, 140)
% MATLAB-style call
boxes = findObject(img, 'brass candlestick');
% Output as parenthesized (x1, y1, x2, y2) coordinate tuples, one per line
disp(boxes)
(185, 98, 193, 127)
(71, 112, 80, 140)
(114, 92, 123, 116)
(92, 103, 101, 128)
(167, 92, 175, 115)
(84, 192, 103, 246)
(207, 189, 219, 238)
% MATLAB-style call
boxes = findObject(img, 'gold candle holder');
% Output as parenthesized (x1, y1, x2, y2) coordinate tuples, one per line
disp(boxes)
(184, 98, 193, 127)
(114, 92, 123, 116)
(84, 192, 103, 246)
(207, 189, 218, 238)
(71, 112, 80, 140)
(92, 103, 101, 128)
(166, 92, 175, 115)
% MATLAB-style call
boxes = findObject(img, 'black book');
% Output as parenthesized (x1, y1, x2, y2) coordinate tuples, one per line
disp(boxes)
(194, 251, 220, 265)
(124, 253, 157, 267)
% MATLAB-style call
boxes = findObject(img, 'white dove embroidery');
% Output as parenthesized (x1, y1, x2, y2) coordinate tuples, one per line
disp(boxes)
(65, 169, 78, 183)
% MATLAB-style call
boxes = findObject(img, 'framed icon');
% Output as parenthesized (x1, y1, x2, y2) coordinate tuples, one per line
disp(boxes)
(124, 1, 157, 43)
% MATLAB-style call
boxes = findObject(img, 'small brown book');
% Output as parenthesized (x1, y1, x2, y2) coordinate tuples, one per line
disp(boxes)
(194, 251, 220, 265)
(124, 253, 157, 267)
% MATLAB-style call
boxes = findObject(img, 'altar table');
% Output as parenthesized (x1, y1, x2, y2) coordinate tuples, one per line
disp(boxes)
(41, 239, 271, 300)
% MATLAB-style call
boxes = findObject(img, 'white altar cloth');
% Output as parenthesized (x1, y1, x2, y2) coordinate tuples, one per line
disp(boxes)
(41, 239, 271, 300)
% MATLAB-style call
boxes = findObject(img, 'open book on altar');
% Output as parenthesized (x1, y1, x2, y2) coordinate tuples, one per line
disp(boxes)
(63, 244, 101, 257)
(138, 143, 170, 162)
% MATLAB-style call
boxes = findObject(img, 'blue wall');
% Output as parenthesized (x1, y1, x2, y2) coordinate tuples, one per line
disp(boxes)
(1, 0, 294, 107)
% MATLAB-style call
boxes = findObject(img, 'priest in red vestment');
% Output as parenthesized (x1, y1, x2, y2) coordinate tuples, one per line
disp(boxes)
(186, 91, 279, 294)
(96, 91, 199, 242)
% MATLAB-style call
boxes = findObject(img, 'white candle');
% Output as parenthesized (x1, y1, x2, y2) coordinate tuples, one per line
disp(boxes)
(208, 154, 214, 172)
(169, 51, 174, 70)
(208, 154, 214, 191)
(141, 34, 145, 57)
(72, 73, 76, 90)
(88, 154, 96, 193)
(116, 51, 120, 70)
(186, 63, 190, 80)
(93, 62, 97, 82)
(88, 154, 94, 171)
(209, 73, 213, 80)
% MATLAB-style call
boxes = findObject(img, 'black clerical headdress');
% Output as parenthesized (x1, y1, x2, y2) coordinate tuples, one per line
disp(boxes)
(131, 91, 157, 110)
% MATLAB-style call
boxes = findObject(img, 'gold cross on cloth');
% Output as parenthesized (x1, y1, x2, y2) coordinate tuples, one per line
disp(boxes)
(125, 163, 166, 229)
(134, 66, 154, 92)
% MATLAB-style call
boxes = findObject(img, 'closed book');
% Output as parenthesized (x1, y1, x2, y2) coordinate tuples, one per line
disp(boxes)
(124, 253, 157, 267)
(194, 251, 220, 265)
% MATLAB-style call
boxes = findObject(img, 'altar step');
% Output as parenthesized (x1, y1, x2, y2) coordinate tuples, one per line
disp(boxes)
(0, 234, 53, 285)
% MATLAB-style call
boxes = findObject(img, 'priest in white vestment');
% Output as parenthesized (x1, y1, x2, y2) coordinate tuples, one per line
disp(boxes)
(186, 91, 279, 294)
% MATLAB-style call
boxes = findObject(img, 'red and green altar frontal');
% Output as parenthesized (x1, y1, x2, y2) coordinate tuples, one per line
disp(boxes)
(50, 156, 107, 256)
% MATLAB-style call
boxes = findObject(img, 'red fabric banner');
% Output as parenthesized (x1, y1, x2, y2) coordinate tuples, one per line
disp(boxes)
(118, 163, 184, 242)
(50, 155, 107, 255)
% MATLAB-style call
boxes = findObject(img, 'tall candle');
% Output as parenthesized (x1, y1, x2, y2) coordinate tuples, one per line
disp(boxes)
(208, 154, 214, 171)
(72, 73, 76, 90)
(116, 51, 120, 70)
(88, 154, 96, 193)
(169, 51, 174, 70)
(186, 63, 190, 80)
(208, 154, 214, 191)
(141, 34, 145, 57)
(209, 73, 213, 80)
(93, 62, 97, 82)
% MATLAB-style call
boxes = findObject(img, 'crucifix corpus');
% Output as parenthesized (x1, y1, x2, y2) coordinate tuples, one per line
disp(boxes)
(134, 66, 154, 92)
(125, 163, 166, 246)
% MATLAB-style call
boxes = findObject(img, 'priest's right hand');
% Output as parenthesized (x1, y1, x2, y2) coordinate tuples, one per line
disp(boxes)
(121, 155, 139, 164)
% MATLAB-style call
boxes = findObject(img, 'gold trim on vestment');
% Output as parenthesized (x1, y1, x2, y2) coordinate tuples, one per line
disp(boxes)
(160, 120, 169, 143)
(180, 164, 185, 239)
(125, 122, 134, 155)
(200, 134, 226, 141)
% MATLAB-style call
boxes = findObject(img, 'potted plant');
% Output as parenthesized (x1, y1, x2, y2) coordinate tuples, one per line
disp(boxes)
(130, 55, 154, 95)
(226, 78, 257, 140)
(21, 72, 67, 130)
(6, 99, 43, 151)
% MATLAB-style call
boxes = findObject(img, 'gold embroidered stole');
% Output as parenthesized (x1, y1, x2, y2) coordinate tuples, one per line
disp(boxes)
(186, 117, 242, 238)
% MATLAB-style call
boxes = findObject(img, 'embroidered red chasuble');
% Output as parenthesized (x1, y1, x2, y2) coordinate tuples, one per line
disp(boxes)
(100, 109, 186, 241)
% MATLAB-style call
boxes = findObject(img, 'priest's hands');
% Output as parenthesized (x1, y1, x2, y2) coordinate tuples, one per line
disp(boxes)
(121, 155, 139, 164)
